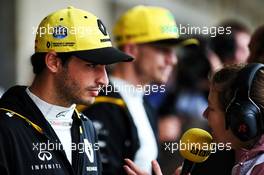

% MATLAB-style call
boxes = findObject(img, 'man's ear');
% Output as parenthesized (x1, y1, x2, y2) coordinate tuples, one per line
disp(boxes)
(122, 44, 139, 59)
(44, 51, 62, 73)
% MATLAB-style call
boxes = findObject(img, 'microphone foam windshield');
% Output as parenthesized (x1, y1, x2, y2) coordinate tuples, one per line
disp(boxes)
(179, 128, 213, 163)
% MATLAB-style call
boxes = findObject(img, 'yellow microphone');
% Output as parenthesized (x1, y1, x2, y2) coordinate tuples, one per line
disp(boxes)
(179, 128, 213, 175)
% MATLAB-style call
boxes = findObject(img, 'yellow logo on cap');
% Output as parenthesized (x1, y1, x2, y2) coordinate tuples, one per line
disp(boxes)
(113, 5, 180, 46)
(35, 6, 112, 53)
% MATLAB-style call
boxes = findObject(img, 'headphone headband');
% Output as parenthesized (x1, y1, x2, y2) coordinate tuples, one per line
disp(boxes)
(234, 63, 264, 100)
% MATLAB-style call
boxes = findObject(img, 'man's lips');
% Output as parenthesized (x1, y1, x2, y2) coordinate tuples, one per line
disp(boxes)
(87, 89, 99, 96)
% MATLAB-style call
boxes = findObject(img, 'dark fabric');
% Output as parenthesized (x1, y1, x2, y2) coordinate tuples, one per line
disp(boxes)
(158, 92, 177, 117)
(0, 86, 101, 175)
(70, 47, 133, 65)
(192, 149, 235, 175)
(82, 84, 158, 175)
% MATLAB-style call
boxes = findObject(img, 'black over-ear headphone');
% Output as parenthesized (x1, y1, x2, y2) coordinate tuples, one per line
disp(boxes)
(225, 63, 264, 141)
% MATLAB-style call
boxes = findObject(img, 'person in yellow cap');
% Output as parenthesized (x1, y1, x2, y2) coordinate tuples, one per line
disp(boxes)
(0, 6, 132, 175)
(81, 5, 193, 174)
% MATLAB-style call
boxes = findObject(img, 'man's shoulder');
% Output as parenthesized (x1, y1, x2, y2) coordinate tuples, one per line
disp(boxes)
(0, 107, 41, 135)
(80, 113, 94, 126)
(78, 90, 127, 113)
(0, 109, 19, 124)
(0, 109, 28, 137)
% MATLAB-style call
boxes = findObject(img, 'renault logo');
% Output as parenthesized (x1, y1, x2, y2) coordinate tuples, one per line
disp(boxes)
(84, 139, 94, 163)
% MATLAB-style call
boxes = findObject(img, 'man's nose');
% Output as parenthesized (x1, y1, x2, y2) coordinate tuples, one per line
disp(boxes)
(165, 53, 177, 66)
(96, 66, 109, 87)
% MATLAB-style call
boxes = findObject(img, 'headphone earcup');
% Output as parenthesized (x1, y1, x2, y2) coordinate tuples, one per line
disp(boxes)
(226, 101, 259, 141)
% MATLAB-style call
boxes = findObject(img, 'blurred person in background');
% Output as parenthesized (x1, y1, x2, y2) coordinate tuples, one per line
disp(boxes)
(207, 49, 223, 72)
(210, 20, 251, 65)
(157, 36, 235, 175)
(159, 36, 211, 142)
(80, 5, 195, 174)
(248, 25, 264, 63)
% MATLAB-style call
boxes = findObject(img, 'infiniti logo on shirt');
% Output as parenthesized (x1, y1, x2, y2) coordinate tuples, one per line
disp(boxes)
(38, 150, 52, 161)
(31, 149, 62, 171)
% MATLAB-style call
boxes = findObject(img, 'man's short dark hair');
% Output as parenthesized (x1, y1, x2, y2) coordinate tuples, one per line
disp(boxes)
(248, 25, 264, 63)
(210, 20, 250, 62)
(31, 52, 72, 75)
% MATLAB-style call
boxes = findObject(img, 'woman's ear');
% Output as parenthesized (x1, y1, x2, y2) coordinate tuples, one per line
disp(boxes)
(44, 51, 62, 73)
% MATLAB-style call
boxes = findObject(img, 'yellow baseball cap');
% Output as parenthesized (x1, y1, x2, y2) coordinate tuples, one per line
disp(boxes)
(113, 5, 183, 46)
(35, 6, 133, 64)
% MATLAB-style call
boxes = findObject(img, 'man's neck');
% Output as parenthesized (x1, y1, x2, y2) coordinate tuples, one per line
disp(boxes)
(30, 75, 71, 107)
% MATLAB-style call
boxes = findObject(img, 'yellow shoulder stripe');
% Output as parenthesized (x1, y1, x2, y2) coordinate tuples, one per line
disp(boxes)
(94, 96, 126, 108)
(76, 104, 89, 113)
(0, 107, 43, 134)
(74, 108, 81, 119)
(77, 96, 126, 112)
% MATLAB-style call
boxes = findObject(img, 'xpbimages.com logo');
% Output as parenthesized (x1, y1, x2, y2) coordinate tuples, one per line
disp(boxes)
(178, 24, 232, 37)
(99, 83, 166, 95)
(33, 140, 99, 153)
(32, 24, 98, 38)
(33, 140, 99, 163)
(164, 140, 232, 154)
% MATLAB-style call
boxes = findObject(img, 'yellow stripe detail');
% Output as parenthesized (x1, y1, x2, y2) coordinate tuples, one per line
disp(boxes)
(94, 96, 126, 108)
(0, 108, 43, 134)
(74, 108, 81, 119)
(76, 104, 88, 113)
(76, 97, 126, 112)
(178, 38, 200, 47)
(79, 126, 83, 134)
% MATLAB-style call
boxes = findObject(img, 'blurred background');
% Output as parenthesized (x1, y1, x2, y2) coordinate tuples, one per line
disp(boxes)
(0, 0, 263, 90)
